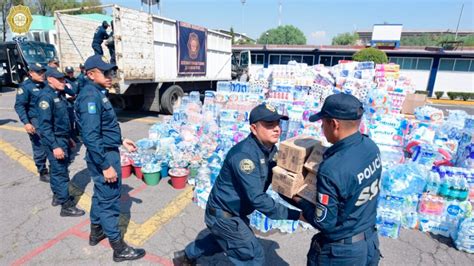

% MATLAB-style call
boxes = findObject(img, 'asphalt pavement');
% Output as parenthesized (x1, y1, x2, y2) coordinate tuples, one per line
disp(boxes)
(0, 88, 473, 265)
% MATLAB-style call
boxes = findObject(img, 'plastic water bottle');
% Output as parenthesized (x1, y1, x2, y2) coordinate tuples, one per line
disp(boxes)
(193, 163, 211, 209)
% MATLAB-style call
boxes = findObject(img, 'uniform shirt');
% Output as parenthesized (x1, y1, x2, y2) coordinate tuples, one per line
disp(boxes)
(14, 78, 45, 124)
(299, 132, 382, 241)
(76, 73, 87, 90)
(65, 77, 79, 95)
(75, 81, 121, 170)
(207, 134, 301, 220)
(92, 26, 109, 46)
(36, 86, 71, 149)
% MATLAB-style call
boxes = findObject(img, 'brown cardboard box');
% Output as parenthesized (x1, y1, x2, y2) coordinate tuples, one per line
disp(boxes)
(297, 184, 317, 204)
(277, 136, 319, 173)
(304, 142, 327, 174)
(271, 166, 306, 198)
(401, 94, 427, 115)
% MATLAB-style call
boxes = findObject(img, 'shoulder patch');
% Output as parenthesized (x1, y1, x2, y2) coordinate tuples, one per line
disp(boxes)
(17, 88, 24, 95)
(315, 203, 327, 222)
(102, 97, 109, 103)
(53, 98, 60, 103)
(39, 101, 49, 110)
(318, 193, 329, 206)
(88, 102, 97, 114)
(239, 159, 255, 174)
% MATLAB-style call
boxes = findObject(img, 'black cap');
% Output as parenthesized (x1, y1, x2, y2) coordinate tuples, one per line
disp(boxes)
(79, 63, 84, 69)
(28, 63, 46, 72)
(84, 55, 117, 71)
(45, 67, 65, 79)
(249, 103, 288, 124)
(48, 57, 59, 64)
(309, 94, 364, 122)
(102, 20, 109, 27)
(65, 66, 74, 73)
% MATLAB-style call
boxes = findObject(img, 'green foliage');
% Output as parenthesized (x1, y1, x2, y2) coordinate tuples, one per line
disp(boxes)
(434, 91, 444, 99)
(332, 32, 359, 45)
(447, 92, 458, 100)
(352, 48, 388, 64)
(30, 0, 104, 16)
(401, 33, 474, 47)
(461, 93, 470, 101)
(257, 25, 306, 45)
(415, 90, 428, 95)
(230, 27, 235, 45)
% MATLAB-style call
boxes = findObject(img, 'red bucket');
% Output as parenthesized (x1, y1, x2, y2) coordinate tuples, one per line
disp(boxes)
(133, 166, 144, 179)
(169, 168, 189, 190)
(121, 165, 132, 179)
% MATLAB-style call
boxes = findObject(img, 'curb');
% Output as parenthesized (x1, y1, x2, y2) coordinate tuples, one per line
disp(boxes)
(428, 99, 474, 106)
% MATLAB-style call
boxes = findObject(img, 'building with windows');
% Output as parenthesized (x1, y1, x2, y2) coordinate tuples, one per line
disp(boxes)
(356, 29, 474, 45)
(233, 44, 474, 96)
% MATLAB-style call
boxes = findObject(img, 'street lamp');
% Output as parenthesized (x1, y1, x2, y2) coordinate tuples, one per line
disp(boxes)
(241, 0, 246, 33)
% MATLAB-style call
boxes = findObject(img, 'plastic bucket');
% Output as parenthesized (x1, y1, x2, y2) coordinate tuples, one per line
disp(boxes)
(160, 163, 169, 178)
(169, 168, 189, 189)
(133, 166, 144, 179)
(143, 172, 161, 186)
(121, 164, 132, 179)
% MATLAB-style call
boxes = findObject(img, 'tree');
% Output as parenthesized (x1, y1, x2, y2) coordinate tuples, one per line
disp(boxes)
(30, 0, 104, 16)
(1, 0, 24, 42)
(257, 25, 306, 45)
(332, 32, 359, 45)
(230, 26, 235, 45)
(353, 48, 388, 64)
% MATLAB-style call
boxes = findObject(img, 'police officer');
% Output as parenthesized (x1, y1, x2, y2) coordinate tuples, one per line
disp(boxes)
(14, 63, 49, 182)
(75, 55, 145, 262)
(106, 21, 116, 65)
(47, 57, 60, 69)
(174, 103, 303, 265)
(36, 68, 85, 217)
(76, 63, 87, 89)
(64, 66, 80, 143)
(92, 21, 110, 56)
(65, 66, 79, 93)
(293, 94, 382, 266)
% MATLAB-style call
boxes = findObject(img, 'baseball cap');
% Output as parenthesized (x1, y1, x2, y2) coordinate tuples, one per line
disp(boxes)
(249, 103, 288, 124)
(79, 63, 85, 69)
(65, 66, 74, 73)
(48, 57, 59, 64)
(84, 55, 117, 71)
(28, 63, 46, 72)
(45, 67, 65, 79)
(309, 93, 364, 122)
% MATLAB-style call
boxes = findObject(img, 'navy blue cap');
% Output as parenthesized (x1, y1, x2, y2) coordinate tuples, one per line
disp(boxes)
(249, 103, 288, 124)
(84, 55, 117, 71)
(45, 67, 65, 79)
(79, 63, 84, 69)
(309, 93, 364, 122)
(28, 63, 46, 72)
(65, 66, 74, 73)
(48, 57, 59, 64)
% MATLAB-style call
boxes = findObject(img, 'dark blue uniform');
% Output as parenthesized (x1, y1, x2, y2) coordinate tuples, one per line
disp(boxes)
(14, 78, 48, 174)
(92, 26, 109, 55)
(75, 81, 123, 241)
(36, 86, 73, 205)
(76, 72, 87, 92)
(185, 134, 301, 265)
(298, 132, 382, 266)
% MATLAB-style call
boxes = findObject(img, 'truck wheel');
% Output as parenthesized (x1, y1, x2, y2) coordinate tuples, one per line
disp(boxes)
(161, 85, 184, 114)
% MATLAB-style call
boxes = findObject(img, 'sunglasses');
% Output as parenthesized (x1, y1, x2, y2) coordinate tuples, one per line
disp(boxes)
(95, 69, 116, 77)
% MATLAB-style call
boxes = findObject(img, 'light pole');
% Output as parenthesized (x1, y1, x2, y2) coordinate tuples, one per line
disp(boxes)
(241, 0, 246, 33)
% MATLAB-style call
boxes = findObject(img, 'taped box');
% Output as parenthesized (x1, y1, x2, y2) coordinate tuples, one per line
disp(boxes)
(271, 166, 306, 198)
(297, 171, 317, 204)
(277, 135, 319, 173)
(304, 142, 327, 174)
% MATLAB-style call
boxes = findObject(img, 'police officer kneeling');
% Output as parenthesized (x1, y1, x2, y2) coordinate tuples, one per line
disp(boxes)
(293, 94, 381, 266)
(75, 55, 145, 262)
(37, 68, 85, 217)
(174, 103, 303, 265)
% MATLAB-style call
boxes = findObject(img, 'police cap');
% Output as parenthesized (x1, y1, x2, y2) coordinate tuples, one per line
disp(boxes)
(84, 55, 118, 72)
(28, 63, 46, 72)
(45, 67, 65, 79)
(309, 93, 364, 122)
(249, 103, 288, 124)
(65, 66, 74, 73)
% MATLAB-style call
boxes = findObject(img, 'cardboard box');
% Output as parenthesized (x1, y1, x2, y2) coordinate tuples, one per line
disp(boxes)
(277, 136, 319, 173)
(304, 142, 327, 174)
(297, 184, 317, 204)
(272, 166, 306, 198)
(401, 94, 427, 115)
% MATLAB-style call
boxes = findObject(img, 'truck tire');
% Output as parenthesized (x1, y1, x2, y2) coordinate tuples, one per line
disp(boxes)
(161, 85, 184, 114)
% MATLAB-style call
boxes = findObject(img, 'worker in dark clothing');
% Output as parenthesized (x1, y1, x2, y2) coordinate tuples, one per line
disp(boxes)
(36, 67, 85, 217)
(106, 21, 116, 65)
(174, 103, 303, 265)
(92, 21, 110, 56)
(48, 57, 60, 69)
(14, 63, 49, 182)
(77, 63, 87, 90)
(75, 55, 145, 262)
(65, 66, 79, 94)
(64, 66, 80, 143)
(293, 94, 382, 266)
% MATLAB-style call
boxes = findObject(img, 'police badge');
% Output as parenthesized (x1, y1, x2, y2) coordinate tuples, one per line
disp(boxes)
(239, 159, 255, 174)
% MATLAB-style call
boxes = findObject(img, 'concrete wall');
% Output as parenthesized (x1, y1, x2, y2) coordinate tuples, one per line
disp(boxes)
(433, 71, 474, 93)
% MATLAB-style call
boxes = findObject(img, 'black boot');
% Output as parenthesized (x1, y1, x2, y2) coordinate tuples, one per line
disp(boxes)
(60, 200, 85, 217)
(110, 238, 146, 262)
(51, 194, 61, 207)
(89, 224, 106, 246)
(173, 250, 196, 266)
(39, 169, 50, 183)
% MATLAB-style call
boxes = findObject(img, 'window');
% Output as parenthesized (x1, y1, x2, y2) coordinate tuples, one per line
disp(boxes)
(291, 55, 302, 63)
(402, 58, 416, 70)
(439, 59, 455, 71)
(388, 57, 433, 71)
(45, 33, 50, 44)
(251, 54, 264, 64)
(32, 32, 40, 42)
(417, 59, 432, 70)
(269, 54, 280, 64)
(280, 55, 291, 64)
(302, 55, 314, 65)
(454, 59, 470, 72)
(319, 56, 332, 66)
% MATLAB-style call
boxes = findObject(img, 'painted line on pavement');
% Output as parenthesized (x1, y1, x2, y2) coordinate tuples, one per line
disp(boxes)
(124, 186, 193, 246)
(0, 125, 25, 132)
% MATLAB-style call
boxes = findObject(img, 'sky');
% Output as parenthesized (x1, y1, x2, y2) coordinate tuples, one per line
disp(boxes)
(102, 0, 474, 45)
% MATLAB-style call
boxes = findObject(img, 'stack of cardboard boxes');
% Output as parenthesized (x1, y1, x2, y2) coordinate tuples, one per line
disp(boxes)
(271, 136, 327, 204)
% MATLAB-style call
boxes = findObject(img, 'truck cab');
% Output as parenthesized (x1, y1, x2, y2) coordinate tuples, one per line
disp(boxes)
(231, 50, 250, 81)
(0, 38, 57, 87)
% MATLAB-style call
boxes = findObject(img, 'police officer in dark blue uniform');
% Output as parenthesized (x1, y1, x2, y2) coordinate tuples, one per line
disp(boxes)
(64, 66, 80, 143)
(75, 55, 145, 262)
(293, 94, 382, 266)
(106, 21, 116, 65)
(77, 63, 87, 90)
(14, 63, 49, 182)
(92, 21, 110, 56)
(65, 66, 79, 94)
(174, 103, 303, 265)
(36, 68, 85, 217)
